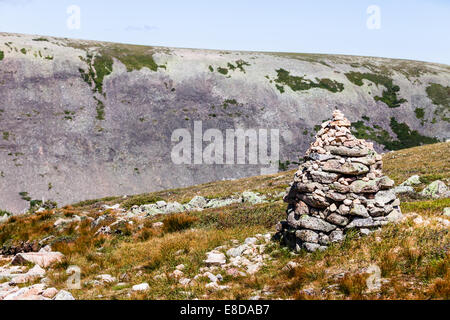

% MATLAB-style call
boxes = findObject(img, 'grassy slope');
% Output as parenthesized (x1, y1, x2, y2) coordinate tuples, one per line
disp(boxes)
(0, 143, 449, 300)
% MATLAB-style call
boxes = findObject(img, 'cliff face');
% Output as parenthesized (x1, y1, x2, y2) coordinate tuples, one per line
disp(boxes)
(0, 32, 449, 213)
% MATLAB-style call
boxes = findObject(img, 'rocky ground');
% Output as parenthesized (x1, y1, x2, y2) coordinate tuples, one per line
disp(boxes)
(0, 143, 449, 300)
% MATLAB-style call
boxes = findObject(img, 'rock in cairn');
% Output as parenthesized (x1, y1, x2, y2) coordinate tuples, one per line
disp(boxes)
(275, 110, 402, 252)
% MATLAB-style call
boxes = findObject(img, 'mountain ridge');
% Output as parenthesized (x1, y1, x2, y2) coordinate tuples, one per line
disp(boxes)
(0, 32, 449, 213)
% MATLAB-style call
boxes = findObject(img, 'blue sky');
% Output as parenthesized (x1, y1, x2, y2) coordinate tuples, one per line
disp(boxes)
(0, 0, 449, 64)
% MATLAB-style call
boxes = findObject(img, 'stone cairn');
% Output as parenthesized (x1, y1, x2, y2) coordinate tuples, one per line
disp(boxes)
(275, 110, 403, 252)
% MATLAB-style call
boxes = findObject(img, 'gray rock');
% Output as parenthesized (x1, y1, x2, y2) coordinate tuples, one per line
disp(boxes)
(326, 146, 369, 157)
(400, 175, 421, 186)
(319, 234, 330, 245)
(421, 180, 449, 199)
(188, 196, 208, 209)
(329, 230, 345, 242)
(165, 202, 185, 213)
(393, 186, 415, 194)
(322, 160, 369, 176)
(295, 230, 319, 243)
(360, 228, 371, 236)
(303, 243, 322, 252)
(349, 180, 379, 193)
(444, 208, 450, 217)
(53, 290, 75, 300)
(338, 204, 350, 215)
(242, 192, 266, 204)
(386, 209, 404, 223)
(350, 204, 370, 218)
(331, 182, 350, 193)
(299, 193, 330, 209)
(226, 245, 246, 258)
(297, 182, 321, 193)
(346, 217, 380, 229)
(377, 176, 395, 190)
(325, 192, 347, 202)
(310, 171, 339, 184)
(326, 213, 350, 226)
(375, 190, 396, 207)
(294, 215, 337, 233)
(351, 156, 376, 166)
(308, 153, 335, 161)
(369, 206, 385, 217)
(204, 251, 226, 266)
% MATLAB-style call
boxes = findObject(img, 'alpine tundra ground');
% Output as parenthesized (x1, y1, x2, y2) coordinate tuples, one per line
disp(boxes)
(0, 142, 449, 300)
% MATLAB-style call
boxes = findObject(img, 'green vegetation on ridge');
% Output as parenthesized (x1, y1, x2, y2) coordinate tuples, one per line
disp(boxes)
(273, 68, 344, 93)
(345, 72, 407, 108)
(352, 118, 439, 150)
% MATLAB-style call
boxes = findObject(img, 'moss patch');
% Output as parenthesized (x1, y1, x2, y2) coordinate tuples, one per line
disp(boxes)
(0, 51, 4, 61)
(414, 108, 425, 119)
(426, 83, 450, 122)
(274, 68, 344, 93)
(345, 72, 407, 108)
(352, 118, 439, 150)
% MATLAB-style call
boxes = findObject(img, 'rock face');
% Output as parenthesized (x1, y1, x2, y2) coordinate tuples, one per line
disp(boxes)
(0, 32, 448, 213)
(276, 110, 403, 252)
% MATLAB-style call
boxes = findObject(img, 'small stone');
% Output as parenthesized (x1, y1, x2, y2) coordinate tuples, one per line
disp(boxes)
(132, 283, 150, 291)
(350, 204, 369, 218)
(329, 230, 345, 242)
(326, 213, 350, 226)
(329, 204, 337, 212)
(360, 228, 371, 236)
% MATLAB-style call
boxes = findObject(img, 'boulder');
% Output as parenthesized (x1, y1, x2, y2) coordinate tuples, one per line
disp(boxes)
(11, 252, 64, 268)
(349, 180, 379, 193)
(421, 180, 449, 199)
(400, 175, 421, 186)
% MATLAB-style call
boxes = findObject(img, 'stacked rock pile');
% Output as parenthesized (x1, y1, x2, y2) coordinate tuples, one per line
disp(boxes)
(276, 110, 403, 252)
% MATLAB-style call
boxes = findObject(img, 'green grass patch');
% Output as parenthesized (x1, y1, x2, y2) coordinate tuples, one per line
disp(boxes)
(352, 118, 439, 150)
(0, 51, 4, 60)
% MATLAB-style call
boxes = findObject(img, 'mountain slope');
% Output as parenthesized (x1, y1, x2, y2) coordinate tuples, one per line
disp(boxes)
(0, 32, 449, 212)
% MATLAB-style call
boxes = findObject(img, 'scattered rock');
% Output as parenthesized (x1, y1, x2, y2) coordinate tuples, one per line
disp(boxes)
(421, 180, 449, 199)
(132, 283, 150, 292)
(53, 290, 75, 300)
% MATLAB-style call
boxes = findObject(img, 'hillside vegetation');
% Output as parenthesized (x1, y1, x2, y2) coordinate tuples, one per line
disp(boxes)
(0, 142, 449, 300)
